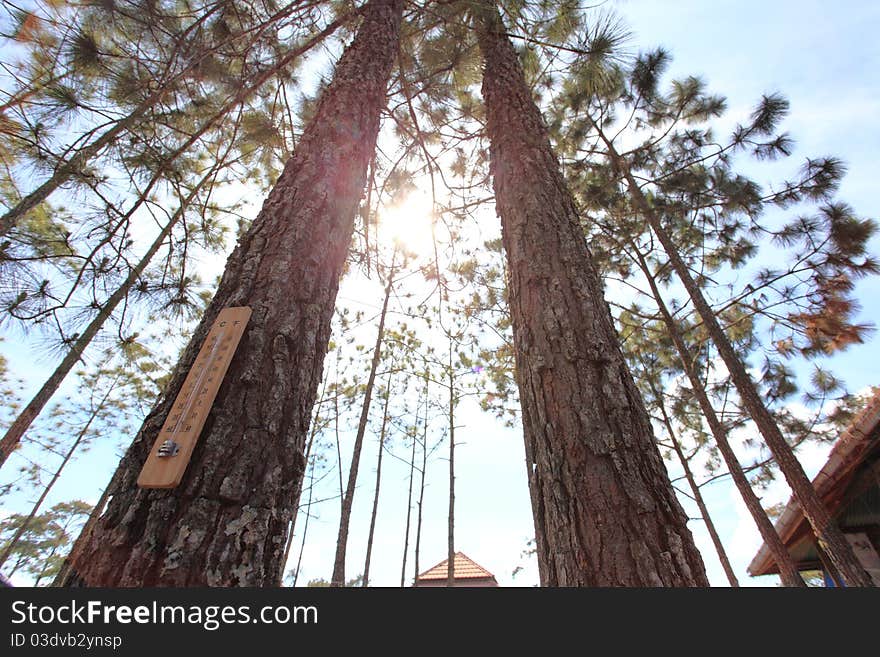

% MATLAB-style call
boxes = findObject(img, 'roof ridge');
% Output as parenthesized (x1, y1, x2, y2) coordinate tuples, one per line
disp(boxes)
(415, 551, 496, 581)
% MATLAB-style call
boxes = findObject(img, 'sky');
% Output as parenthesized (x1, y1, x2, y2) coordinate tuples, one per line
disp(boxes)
(2, 0, 880, 587)
(587, 0, 880, 585)
(282, 0, 880, 588)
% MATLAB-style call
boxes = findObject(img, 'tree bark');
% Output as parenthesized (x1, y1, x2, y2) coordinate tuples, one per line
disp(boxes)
(633, 246, 805, 587)
(475, 2, 708, 586)
(446, 351, 455, 587)
(331, 256, 395, 586)
(598, 129, 873, 587)
(362, 369, 393, 587)
(62, 0, 404, 587)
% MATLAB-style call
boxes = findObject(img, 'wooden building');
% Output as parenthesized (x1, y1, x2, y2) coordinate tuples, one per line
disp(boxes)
(748, 389, 880, 585)
(414, 552, 499, 587)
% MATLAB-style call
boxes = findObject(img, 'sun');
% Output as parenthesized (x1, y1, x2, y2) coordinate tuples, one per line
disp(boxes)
(378, 189, 435, 258)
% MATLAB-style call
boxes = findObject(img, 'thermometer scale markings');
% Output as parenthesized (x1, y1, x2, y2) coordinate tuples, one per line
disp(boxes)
(167, 329, 225, 434)
(138, 306, 252, 489)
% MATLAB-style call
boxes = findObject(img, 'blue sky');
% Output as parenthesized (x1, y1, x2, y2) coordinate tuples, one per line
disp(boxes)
(2, 0, 879, 587)
(601, 0, 880, 585)
(285, 0, 880, 587)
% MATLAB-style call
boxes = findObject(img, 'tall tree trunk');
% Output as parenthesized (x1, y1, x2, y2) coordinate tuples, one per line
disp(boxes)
(362, 369, 393, 587)
(596, 128, 872, 587)
(0, 23, 344, 441)
(632, 244, 806, 587)
(475, 2, 708, 586)
(62, 0, 404, 587)
(413, 373, 429, 586)
(446, 350, 455, 587)
(331, 256, 395, 586)
(2, 11, 352, 462)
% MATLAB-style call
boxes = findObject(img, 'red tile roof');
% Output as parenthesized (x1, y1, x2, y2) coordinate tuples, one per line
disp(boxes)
(416, 552, 497, 582)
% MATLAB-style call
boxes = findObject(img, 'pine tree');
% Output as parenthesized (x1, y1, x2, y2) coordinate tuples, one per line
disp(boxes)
(547, 33, 876, 585)
(0, 151, 230, 467)
(62, 0, 405, 586)
(580, 88, 874, 587)
(0, 1, 344, 235)
(361, 368, 394, 587)
(0, 354, 155, 572)
(0, 500, 91, 584)
(618, 143, 872, 586)
(629, 250, 806, 586)
(0, 9, 354, 468)
(473, 2, 707, 586)
(646, 373, 741, 587)
(331, 251, 397, 586)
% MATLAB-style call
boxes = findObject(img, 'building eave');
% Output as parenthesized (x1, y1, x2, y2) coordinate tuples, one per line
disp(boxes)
(748, 388, 880, 577)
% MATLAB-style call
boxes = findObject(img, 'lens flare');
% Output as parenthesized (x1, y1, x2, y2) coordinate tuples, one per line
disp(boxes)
(379, 190, 435, 257)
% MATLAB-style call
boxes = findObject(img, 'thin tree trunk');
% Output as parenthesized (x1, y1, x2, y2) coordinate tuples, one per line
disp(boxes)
(362, 370, 393, 587)
(0, 376, 117, 571)
(413, 373, 429, 586)
(34, 515, 80, 587)
(597, 128, 872, 586)
(0, 162, 222, 469)
(33, 543, 60, 587)
(0, 3, 348, 236)
(279, 382, 327, 583)
(8, 554, 26, 578)
(62, 0, 404, 587)
(331, 255, 395, 586)
(333, 357, 345, 512)
(475, 2, 708, 586)
(446, 350, 455, 587)
(291, 457, 316, 587)
(644, 371, 740, 586)
(52, 472, 117, 587)
(400, 424, 417, 587)
(632, 244, 806, 587)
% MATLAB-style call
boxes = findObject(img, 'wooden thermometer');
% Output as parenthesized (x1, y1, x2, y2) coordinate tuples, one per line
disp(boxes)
(138, 306, 252, 489)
